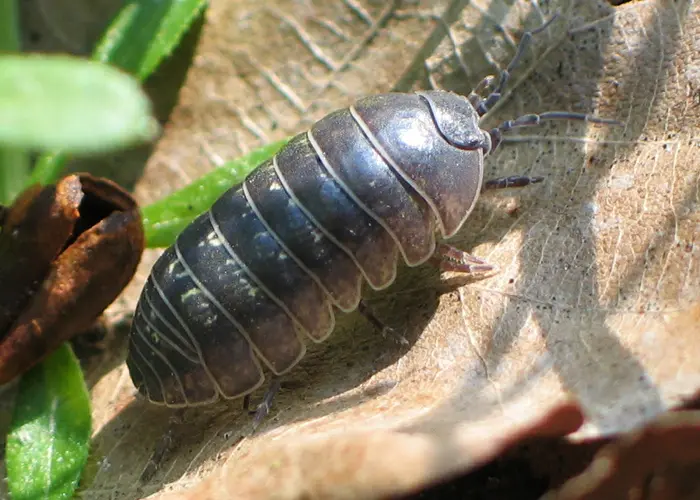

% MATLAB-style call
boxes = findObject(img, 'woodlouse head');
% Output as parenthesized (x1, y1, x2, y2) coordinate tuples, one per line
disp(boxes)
(418, 90, 492, 155)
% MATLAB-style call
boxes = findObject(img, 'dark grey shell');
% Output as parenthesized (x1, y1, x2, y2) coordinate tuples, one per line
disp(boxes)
(126, 90, 488, 406)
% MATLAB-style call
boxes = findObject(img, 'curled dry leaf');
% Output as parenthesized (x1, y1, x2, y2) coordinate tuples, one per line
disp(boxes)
(153, 400, 584, 500)
(546, 409, 700, 500)
(0, 174, 144, 383)
(541, 305, 700, 500)
(0, 180, 78, 335)
(84, 0, 700, 498)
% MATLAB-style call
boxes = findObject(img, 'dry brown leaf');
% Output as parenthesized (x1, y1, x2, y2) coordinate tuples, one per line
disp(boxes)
(545, 408, 700, 500)
(13, 0, 698, 498)
(151, 400, 583, 500)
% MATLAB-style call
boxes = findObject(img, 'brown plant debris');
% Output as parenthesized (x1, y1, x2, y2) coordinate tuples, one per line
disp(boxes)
(0, 174, 144, 383)
(544, 410, 700, 500)
(149, 400, 584, 500)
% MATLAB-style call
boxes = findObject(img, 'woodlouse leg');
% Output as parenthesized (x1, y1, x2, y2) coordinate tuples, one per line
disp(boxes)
(358, 300, 409, 345)
(431, 244, 495, 274)
(468, 75, 497, 111)
(482, 175, 545, 191)
(244, 378, 282, 431)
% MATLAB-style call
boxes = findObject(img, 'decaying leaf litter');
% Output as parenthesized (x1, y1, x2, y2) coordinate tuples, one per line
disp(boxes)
(0, 174, 144, 384)
(7, 0, 700, 498)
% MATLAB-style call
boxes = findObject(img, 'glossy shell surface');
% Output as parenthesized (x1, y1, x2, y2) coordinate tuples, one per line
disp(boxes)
(127, 90, 490, 406)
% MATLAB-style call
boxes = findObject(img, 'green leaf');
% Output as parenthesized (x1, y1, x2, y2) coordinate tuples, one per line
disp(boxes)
(6, 344, 92, 500)
(142, 139, 290, 248)
(30, 0, 208, 187)
(95, 0, 208, 80)
(0, 55, 158, 152)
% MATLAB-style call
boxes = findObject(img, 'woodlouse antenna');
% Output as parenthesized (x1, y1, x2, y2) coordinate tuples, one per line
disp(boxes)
(463, 11, 622, 153)
(488, 111, 623, 151)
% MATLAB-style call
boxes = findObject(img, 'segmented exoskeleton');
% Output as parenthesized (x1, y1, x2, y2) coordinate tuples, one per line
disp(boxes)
(127, 15, 618, 409)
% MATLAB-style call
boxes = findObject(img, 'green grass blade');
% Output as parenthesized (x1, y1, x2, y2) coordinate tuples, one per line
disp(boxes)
(6, 344, 92, 500)
(0, 148, 30, 205)
(0, 0, 29, 204)
(30, 0, 208, 187)
(26, 153, 62, 194)
(0, 55, 158, 152)
(96, 0, 208, 79)
(0, 0, 20, 52)
(142, 139, 290, 248)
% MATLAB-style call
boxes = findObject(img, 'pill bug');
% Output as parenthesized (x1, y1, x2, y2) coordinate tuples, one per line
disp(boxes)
(126, 15, 618, 410)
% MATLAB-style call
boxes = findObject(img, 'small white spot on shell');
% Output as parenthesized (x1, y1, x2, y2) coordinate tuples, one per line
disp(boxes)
(269, 181, 282, 191)
(181, 288, 201, 301)
(205, 231, 222, 246)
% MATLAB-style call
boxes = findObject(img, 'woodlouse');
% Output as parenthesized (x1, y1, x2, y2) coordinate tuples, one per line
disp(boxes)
(126, 15, 618, 414)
